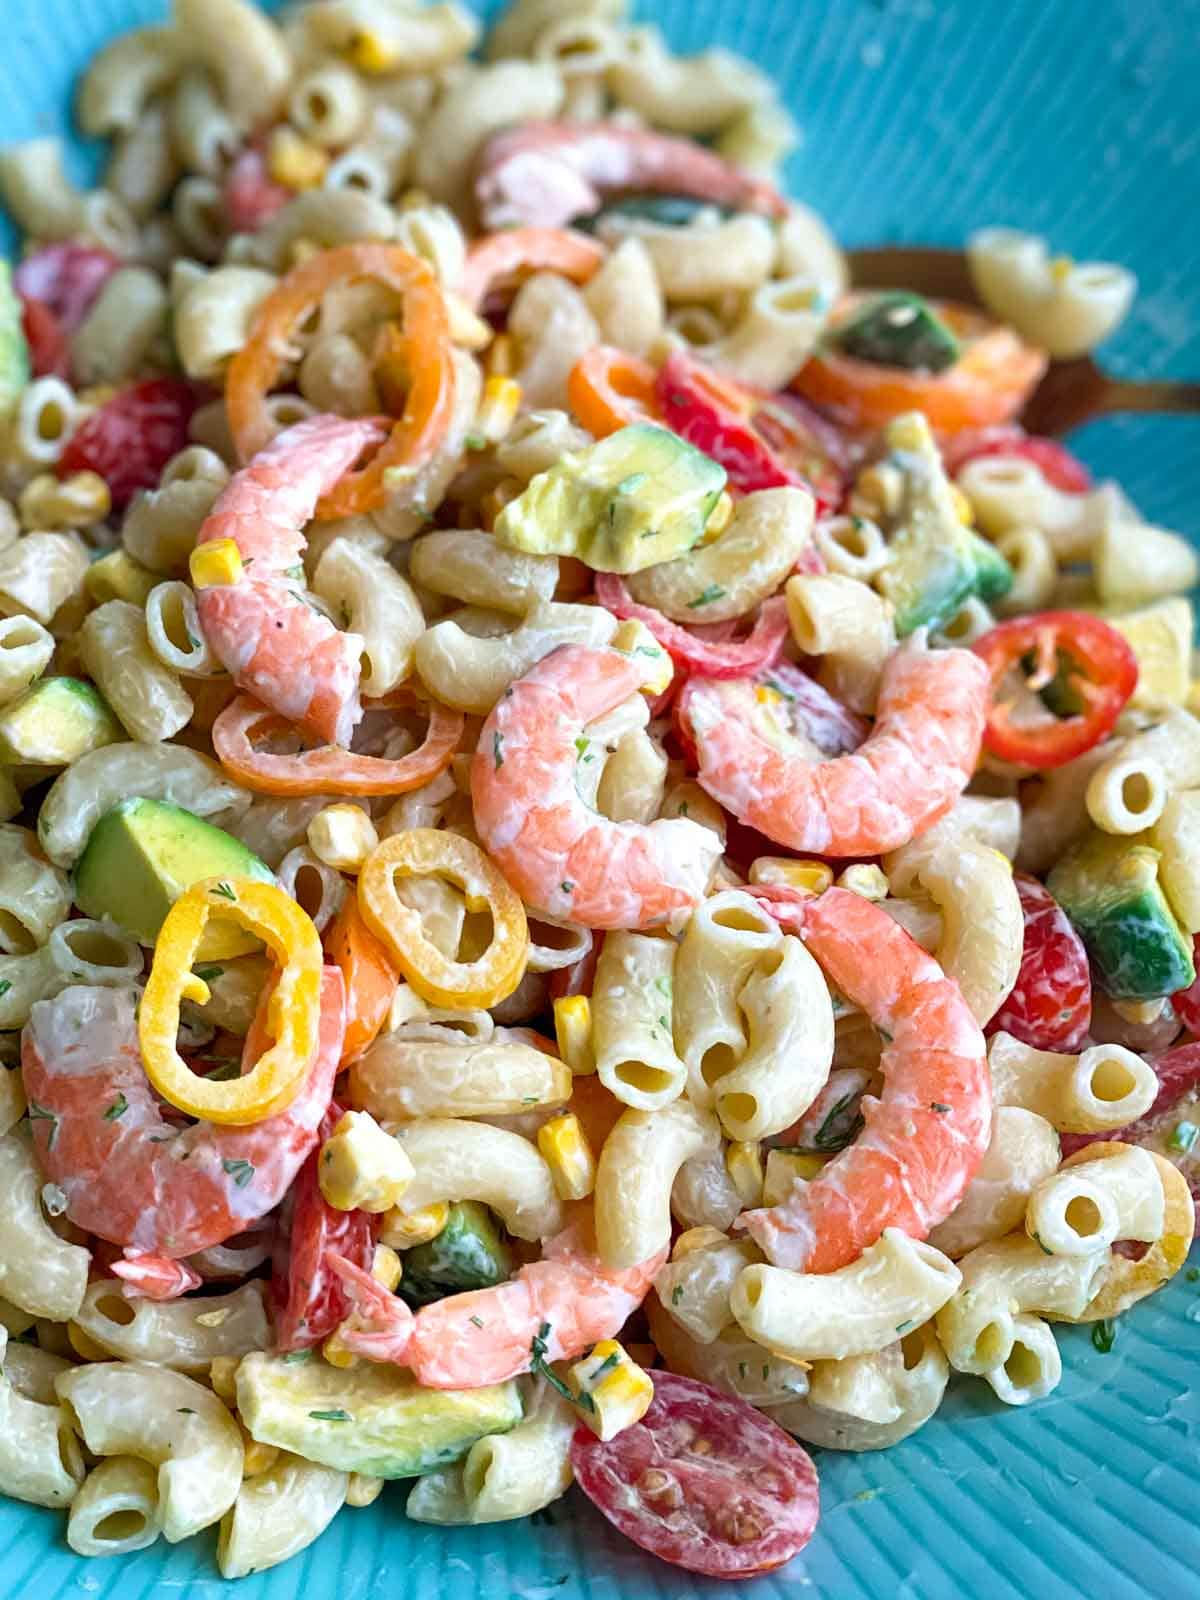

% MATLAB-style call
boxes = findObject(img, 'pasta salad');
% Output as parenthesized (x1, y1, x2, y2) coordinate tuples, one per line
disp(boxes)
(0, 0, 1194, 1583)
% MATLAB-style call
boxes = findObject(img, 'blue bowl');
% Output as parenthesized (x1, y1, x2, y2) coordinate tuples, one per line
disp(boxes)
(2, 5, 1198, 1598)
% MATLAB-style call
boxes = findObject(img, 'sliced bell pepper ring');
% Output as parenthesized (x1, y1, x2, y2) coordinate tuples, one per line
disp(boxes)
(211, 692, 463, 796)
(942, 426, 1092, 493)
(226, 243, 456, 519)
(358, 828, 529, 1010)
(324, 895, 398, 1066)
(973, 610, 1138, 769)
(568, 345, 660, 438)
(594, 572, 789, 681)
(460, 226, 606, 313)
(655, 351, 843, 510)
(139, 878, 325, 1126)
(793, 297, 1047, 435)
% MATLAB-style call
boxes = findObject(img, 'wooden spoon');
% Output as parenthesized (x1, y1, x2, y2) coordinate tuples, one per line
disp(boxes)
(848, 245, 1200, 436)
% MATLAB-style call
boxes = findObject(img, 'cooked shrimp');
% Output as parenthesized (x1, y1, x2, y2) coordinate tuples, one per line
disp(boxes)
(329, 1253, 415, 1364)
(475, 121, 788, 231)
(194, 415, 386, 748)
(406, 1215, 666, 1390)
(681, 635, 989, 856)
(739, 887, 990, 1273)
(21, 969, 343, 1259)
(109, 1255, 203, 1301)
(471, 643, 721, 929)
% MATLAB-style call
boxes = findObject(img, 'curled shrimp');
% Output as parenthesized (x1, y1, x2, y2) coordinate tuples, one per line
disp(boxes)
(740, 887, 990, 1273)
(680, 635, 989, 856)
(471, 643, 721, 929)
(475, 120, 788, 231)
(21, 969, 344, 1260)
(194, 414, 386, 748)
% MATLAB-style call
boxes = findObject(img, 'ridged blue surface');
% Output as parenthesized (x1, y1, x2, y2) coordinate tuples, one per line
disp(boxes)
(2, 3, 1199, 1597)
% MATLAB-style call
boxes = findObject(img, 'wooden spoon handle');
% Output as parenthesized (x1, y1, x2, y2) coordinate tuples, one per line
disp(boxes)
(1019, 361, 1200, 436)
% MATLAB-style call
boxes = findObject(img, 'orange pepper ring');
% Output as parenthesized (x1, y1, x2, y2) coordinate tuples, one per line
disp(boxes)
(357, 828, 528, 1010)
(226, 242, 456, 519)
(568, 345, 660, 438)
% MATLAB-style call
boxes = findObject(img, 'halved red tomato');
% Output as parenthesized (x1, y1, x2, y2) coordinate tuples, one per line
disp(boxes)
(570, 1370, 820, 1578)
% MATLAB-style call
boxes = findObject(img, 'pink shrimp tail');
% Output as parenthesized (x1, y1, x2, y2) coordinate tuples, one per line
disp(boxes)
(327, 1253, 415, 1363)
(111, 1252, 204, 1301)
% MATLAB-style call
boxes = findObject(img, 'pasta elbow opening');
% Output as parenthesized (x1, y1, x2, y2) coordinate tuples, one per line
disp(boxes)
(613, 1060, 676, 1097)
(94, 1292, 137, 1328)
(973, 1320, 1008, 1368)
(1003, 1339, 1043, 1392)
(700, 1043, 738, 1088)
(719, 1091, 759, 1130)
(1089, 1054, 1137, 1104)
(1063, 1194, 1105, 1239)
(93, 1509, 150, 1543)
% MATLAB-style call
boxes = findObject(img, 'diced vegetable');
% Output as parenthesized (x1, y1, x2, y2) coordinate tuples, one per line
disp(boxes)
(399, 1201, 512, 1308)
(0, 677, 121, 766)
(987, 875, 1092, 1050)
(834, 291, 961, 372)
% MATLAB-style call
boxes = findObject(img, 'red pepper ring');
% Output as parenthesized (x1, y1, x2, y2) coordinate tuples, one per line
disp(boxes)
(594, 572, 789, 680)
(973, 611, 1138, 770)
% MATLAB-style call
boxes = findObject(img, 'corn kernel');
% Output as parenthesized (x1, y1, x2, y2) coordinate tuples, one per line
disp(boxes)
(885, 414, 928, 454)
(1109, 597, 1192, 711)
(569, 1339, 654, 1441)
(372, 1243, 403, 1292)
(762, 1148, 829, 1207)
(347, 1473, 385, 1508)
(307, 802, 379, 873)
(553, 995, 595, 1076)
(486, 334, 515, 378)
(703, 491, 734, 540)
(611, 618, 673, 696)
(84, 547, 158, 607)
(348, 30, 400, 73)
(725, 1141, 764, 1207)
(189, 537, 244, 590)
(67, 1322, 111, 1362)
(379, 1200, 449, 1250)
(320, 1110, 415, 1213)
(267, 126, 329, 191)
(1111, 996, 1168, 1026)
(19, 470, 111, 530)
(209, 1356, 240, 1403)
(837, 863, 889, 900)
(1049, 254, 1074, 284)
(472, 374, 523, 443)
(447, 292, 495, 352)
(749, 857, 833, 896)
(850, 459, 904, 521)
(322, 1326, 360, 1369)
(237, 1425, 280, 1477)
(671, 1225, 728, 1261)
(537, 1112, 596, 1201)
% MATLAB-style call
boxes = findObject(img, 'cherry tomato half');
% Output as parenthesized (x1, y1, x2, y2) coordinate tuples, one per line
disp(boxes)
(223, 143, 291, 234)
(14, 243, 119, 332)
(570, 1370, 820, 1578)
(973, 611, 1138, 769)
(987, 875, 1091, 1051)
(944, 426, 1093, 493)
(59, 377, 200, 510)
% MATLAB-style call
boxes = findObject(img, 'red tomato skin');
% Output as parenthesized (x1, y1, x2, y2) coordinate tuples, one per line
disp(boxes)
(1171, 938, 1200, 1036)
(20, 298, 71, 379)
(58, 378, 200, 509)
(224, 145, 290, 234)
(14, 243, 120, 332)
(271, 1102, 378, 1351)
(987, 875, 1092, 1051)
(946, 427, 1093, 493)
(570, 1370, 820, 1579)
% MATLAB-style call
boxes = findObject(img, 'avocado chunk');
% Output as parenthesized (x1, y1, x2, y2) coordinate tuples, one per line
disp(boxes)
(1048, 829, 1194, 1000)
(0, 677, 123, 766)
(236, 1350, 522, 1477)
(495, 423, 726, 573)
(874, 412, 1013, 636)
(835, 291, 962, 372)
(74, 797, 274, 957)
(0, 262, 30, 421)
(400, 1202, 512, 1308)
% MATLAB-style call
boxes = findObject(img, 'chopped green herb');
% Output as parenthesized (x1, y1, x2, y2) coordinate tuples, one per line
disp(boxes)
(738, 1361, 749, 1379)
(1186, 1268, 1200, 1283)
(210, 882, 237, 902)
(309, 1409, 352, 1422)
(686, 583, 727, 609)
(1091, 1319, 1116, 1354)
(561, 880, 575, 894)
(671, 1285, 684, 1306)
(465, 432, 487, 451)
(0, 979, 11, 1000)
(531, 1322, 592, 1410)
(282, 1350, 312, 1365)
(177, 1407, 196, 1415)
(194, 966, 224, 984)
(615, 472, 648, 495)
(811, 1090, 865, 1152)
(102, 1093, 128, 1122)
(633, 645, 662, 658)
(521, 1095, 539, 1105)
(202, 1057, 242, 1082)
(284, 564, 304, 580)
(469, 1315, 485, 1328)
(654, 975, 672, 998)
(591, 1351, 621, 1381)
(763, 676, 795, 702)
(657, 1015, 670, 1031)
(761, 1365, 769, 1379)
(493, 731, 505, 770)
(221, 1157, 255, 1189)
(1032, 1232, 1052, 1255)
(678, 800, 689, 816)
(930, 1102, 951, 1114)
(1169, 1119, 1199, 1153)
(574, 736, 590, 759)
(27, 1101, 59, 1148)
(895, 1319, 914, 1335)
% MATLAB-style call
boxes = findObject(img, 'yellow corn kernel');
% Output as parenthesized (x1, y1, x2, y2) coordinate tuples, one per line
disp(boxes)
(237, 1425, 280, 1477)
(379, 1200, 449, 1250)
(189, 537, 244, 590)
(837, 863, 889, 900)
(1049, 255, 1074, 284)
(1111, 996, 1169, 1026)
(67, 1322, 111, 1362)
(372, 1243, 403, 1293)
(472, 375, 523, 443)
(84, 548, 158, 607)
(850, 459, 904, 521)
(611, 618, 673, 697)
(19, 469, 111, 530)
(348, 30, 400, 73)
(553, 994, 595, 1076)
(447, 292, 495, 352)
(949, 483, 974, 525)
(569, 1339, 654, 1441)
(537, 1112, 596, 1201)
(703, 491, 734, 540)
(307, 803, 379, 873)
(725, 1141, 764, 1208)
(884, 414, 928, 454)
(319, 1110, 415, 1213)
(347, 1473, 385, 1508)
(671, 1225, 729, 1261)
(267, 126, 329, 191)
(486, 334, 515, 378)
(762, 1148, 830, 1207)
(209, 1356, 240, 1403)
(749, 857, 833, 896)
(322, 1326, 360, 1370)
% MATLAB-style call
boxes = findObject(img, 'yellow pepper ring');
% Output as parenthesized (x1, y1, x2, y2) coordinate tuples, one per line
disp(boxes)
(139, 877, 324, 1126)
(1051, 1141, 1196, 1322)
(357, 828, 528, 1010)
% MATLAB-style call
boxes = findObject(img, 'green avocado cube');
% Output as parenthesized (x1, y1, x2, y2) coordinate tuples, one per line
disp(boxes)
(0, 677, 123, 766)
(400, 1202, 512, 1308)
(836, 291, 961, 373)
(236, 1351, 523, 1478)
(74, 796, 274, 958)
(495, 423, 726, 573)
